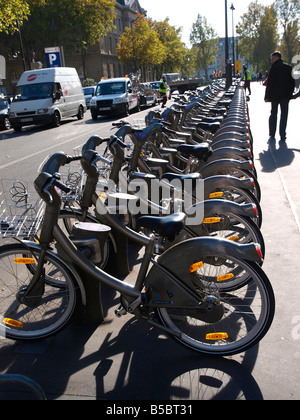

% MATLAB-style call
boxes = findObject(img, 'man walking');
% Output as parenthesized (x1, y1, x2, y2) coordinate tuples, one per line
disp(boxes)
(265, 51, 295, 141)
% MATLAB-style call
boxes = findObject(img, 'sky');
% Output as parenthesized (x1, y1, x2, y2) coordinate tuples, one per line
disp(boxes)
(140, 0, 275, 45)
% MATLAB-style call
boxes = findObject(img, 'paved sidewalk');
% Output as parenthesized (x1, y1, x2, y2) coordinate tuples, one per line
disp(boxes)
(0, 82, 299, 400)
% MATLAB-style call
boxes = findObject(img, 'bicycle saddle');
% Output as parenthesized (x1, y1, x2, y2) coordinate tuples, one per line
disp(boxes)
(195, 122, 220, 134)
(167, 138, 186, 147)
(172, 132, 191, 139)
(178, 143, 212, 161)
(162, 172, 201, 189)
(138, 212, 186, 240)
(129, 171, 156, 187)
(193, 116, 223, 123)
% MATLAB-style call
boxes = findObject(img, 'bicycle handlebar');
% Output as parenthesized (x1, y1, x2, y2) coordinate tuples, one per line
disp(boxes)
(34, 171, 71, 204)
(40, 152, 82, 175)
(82, 135, 111, 154)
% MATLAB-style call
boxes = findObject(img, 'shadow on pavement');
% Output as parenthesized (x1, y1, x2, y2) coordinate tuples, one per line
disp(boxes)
(259, 138, 300, 173)
(0, 284, 264, 400)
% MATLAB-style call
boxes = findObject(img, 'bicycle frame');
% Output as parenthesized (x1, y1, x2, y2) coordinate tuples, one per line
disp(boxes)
(19, 152, 264, 327)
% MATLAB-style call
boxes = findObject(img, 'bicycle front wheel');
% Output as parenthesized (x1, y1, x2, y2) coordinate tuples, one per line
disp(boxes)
(156, 257, 275, 356)
(0, 243, 78, 341)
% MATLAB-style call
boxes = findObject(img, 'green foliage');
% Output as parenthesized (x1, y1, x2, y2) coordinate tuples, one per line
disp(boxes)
(149, 18, 186, 74)
(117, 14, 165, 70)
(82, 78, 96, 87)
(274, 0, 300, 61)
(2, 0, 116, 71)
(237, 0, 299, 71)
(0, 0, 30, 33)
(189, 14, 219, 80)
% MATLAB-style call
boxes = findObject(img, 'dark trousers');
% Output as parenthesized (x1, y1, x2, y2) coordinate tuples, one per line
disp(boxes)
(244, 80, 251, 94)
(160, 93, 167, 107)
(269, 99, 289, 139)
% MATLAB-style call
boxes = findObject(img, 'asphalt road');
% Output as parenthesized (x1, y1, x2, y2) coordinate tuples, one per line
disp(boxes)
(0, 107, 148, 181)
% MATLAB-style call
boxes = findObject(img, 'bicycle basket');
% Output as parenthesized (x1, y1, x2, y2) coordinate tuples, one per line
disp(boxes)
(59, 157, 85, 202)
(0, 179, 45, 238)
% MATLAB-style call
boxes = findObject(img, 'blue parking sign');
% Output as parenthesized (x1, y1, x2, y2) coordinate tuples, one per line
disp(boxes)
(45, 47, 62, 68)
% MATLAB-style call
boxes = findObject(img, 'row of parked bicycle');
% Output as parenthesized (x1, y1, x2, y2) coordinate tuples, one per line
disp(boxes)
(0, 80, 275, 357)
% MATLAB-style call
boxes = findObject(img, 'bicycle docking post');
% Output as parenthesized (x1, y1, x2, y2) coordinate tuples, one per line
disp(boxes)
(104, 226, 131, 278)
(69, 222, 111, 324)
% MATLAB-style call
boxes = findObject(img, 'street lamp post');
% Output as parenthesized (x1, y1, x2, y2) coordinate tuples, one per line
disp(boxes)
(16, 17, 26, 72)
(225, 0, 232, 89)
(230, 3, 235, 77)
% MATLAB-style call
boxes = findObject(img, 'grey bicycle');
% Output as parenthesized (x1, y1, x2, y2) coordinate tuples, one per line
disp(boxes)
(0, 153, 275, 356)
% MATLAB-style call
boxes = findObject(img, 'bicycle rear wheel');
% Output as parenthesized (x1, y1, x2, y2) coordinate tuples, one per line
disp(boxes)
(0, 243, 78, 341)
(156, 257, 275, 356)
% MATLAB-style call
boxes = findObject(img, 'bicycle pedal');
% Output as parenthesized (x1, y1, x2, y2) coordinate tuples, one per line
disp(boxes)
(115, 304, 127, 318)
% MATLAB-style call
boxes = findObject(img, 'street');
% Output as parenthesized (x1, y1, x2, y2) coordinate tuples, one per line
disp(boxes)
(0, 108, 148, 181)
(0, 85, 300, 400)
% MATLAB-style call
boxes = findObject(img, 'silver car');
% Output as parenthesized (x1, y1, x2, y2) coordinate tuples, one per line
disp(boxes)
(83, 85, 96, 109)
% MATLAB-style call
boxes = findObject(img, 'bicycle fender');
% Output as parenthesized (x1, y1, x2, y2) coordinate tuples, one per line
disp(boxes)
(206, 147, 251, 161)
(22, 241, 87, 306)
(144, 237, 262, 308)
(212, 139, 251, 149)
(189, 199, 257, 220)
(213, 132, 249, 142)
(200, 158, 254, 177)
(203, 175, 254, 197)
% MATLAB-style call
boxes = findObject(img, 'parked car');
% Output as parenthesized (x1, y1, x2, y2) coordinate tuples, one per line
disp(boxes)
(0, 97, 11, 130)
(83, 85, 96, 109)
(89, 77, 140, 119)
(149, 81, 171, 100)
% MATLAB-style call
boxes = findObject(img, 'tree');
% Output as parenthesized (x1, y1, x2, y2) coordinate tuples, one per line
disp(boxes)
(117, 14, 165, 80)
(256, 5, 279, 71)
(0, 0, 30, 33)
(274, 0, 300, 62)
(149, 18, 186, 76)
(1, 0, 116, 74)
(65, 0, 116, 78)
(180, 47, 197, 78)
(189, 14, 219, 81)
(236, 1, 278, 72)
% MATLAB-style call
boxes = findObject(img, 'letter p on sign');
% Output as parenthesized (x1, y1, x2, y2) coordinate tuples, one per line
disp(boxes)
(45, 47, 62, 68)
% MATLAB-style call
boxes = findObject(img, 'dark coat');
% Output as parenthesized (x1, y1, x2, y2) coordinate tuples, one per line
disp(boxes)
(265, 59, 295, 102)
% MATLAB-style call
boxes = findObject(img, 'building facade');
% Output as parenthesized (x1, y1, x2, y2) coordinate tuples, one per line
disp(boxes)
(1, 0, 146, 94)
(67, 0, 147, 82)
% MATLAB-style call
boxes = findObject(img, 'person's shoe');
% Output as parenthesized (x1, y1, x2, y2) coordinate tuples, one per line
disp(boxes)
(268, 137, 276, 144)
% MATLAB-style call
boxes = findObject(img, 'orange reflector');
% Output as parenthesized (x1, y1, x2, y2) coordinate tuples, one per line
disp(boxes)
(209, 192, 224, 199)
(13, 258, 36, 264)
(3, 318, 23, 328)
(206, 333, 228, 340)
(203, 217, 221, 224)
(228, 235, 239, 241)
(190, 261, 204, 273)
(217, 273, 234, 282)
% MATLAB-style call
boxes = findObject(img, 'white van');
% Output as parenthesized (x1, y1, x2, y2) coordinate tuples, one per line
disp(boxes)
(89, 77, 140, 119)
(9, 67, 86, 131)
